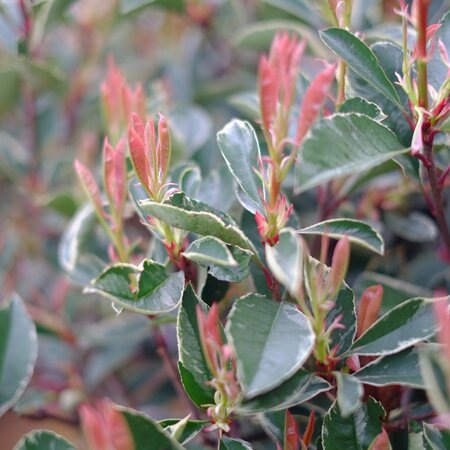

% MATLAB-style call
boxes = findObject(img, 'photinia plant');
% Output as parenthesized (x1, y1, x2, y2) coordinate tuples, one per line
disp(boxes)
(2, 0, 450, 449)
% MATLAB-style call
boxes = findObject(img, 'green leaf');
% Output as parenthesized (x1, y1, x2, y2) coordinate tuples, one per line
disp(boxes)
(0, 294, 38, 417)
(335, 373, 363, 418)
(423, 423, 450, 450)
(228, 91, 259, 121)
(260, 0, 322, 28)
(296, 113, 408, 193)
(137, 192, 257, 254)
(120, 0, 184, 14)
(265, 228, 303, 298)
(326, 285, 356, 357)
(183, 236, 238, 268)
(119, 406, 184, 449)
(339, 98, 385, 120)
(177, 285, 215, 407)
(217, 119, 263, 214)
(206, 245, 252, 283)
(0, 69, 20, 118)
(159, 418, 209, 445)
(220, 437, 253, 450)
(197, 165, 235, 212)
(226, 294, 315, 398)
(0, 131, 31, 178)
(320, 28, 401, 106)
(233, 19, 326, 56)
(322, 398, 385, 450)
(13, 430, 76, 450)
(350, 298, 437, 356)
(354, 347, 424, 388)
(58, 203, 107, 285)
(384, 211, 438, 243)
(89, 259, 184, 315)
(237, 369, 331, 414)
(419, 345, 450, 416)
(298, 218, 384, 255)
(353, 272, 432, 314)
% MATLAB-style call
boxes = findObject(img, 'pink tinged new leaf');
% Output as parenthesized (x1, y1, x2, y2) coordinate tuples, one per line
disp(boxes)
(411, 108, 425, 155)
(434, 297, 450, 364)
(284, 410, 300, 450)
(302, 411, 315, 446)
(357, 284, 384, 338)
(370, 428, 391, 450)
(128, 119, 151, 195)
(156, 113, 171, 179)
(258, 56, 279, 132)
(144, 117, 157, 182)
(74, 159, 106, 220)
(104, 138, 127, 218)
(330, 234, 350, 294)
(79, 404, 110, 450)
(296, 63, 336, 147)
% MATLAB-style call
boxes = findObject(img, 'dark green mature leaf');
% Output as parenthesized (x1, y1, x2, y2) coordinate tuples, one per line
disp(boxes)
(428, 11, 450, 90)
(265, 228, 303, 298)
(177, 285, 214, 407)
(159, 418, 209, 445)
(0, 294, 38, 417)
(322, 398, 385, 450)
(13, 430, 76, 450)
(217, 119, 263, 214)
(238, 369, 331, 414)
(339, 98, 385, 120)
(348, 42, 413, 149)
(326, 285, 356, 357)
(89, 260, 184, 314)
(298, 218, 384, 255)
(350, 298, 436, 356)
(335, 373, 363, 418)
(354, 347, 424, 388)
(137, 193, 257, 254)
(0, 69, 20, 118)
(384, 211, 438, 243)
(419, 345, 450, 416)
(296, 114, 409, 193)
(320, 28, 401, 106)
(119, 407, 184, 449)
(226, 294, 315, 398)
(423, 423, 450, 450)
(220, 437, 253, 450)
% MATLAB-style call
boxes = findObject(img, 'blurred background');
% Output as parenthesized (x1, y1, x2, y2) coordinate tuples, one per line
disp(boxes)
(1, 0, 450, 448)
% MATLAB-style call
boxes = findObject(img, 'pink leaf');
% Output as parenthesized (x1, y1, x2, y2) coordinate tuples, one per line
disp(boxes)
(156, 113, 171, 179)
(295, 63, 336, 147)
(357, 285, 384, 338)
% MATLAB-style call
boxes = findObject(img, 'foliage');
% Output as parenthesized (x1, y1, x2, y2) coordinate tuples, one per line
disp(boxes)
(1, 0, 450, 449)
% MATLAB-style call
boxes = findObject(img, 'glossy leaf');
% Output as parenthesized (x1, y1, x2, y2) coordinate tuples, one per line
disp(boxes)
(183, 236, 238, 268)
(350, 298, 437, 356)
(320, 28, 401, 106)
(217, 119, 264, 214)
(423, 423, 450, 450)
(428, 11, 450, 90)
(296, 113, 408, 193)
(226, 294, 315, 398)
(177, 285, 215, 406)
(13, 430, 76, 450)
(159, 418, 209, 445)
(237, 369, 331, 414)
(0, 294, 38, 417)
(265, 228, 303, 298)
(384, 212, 438, 243)
(137, 192, 257, 254)
(354, 347, 424, 388)
(220, 437, 253, 450)
(322, 398, 385, 450)
(119, 406, 184, 449)
(339, 98, 385, 120)
(326, 284, 357, 357)
(298, 218, 384, 255)
(335, 373, 363, 418)
(89, 259, 184, 314)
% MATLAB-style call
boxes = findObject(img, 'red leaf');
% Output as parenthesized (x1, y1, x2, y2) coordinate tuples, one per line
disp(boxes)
(74, 159, 106, 220)
(370, 428, 391, 450)
(302, 411, 315, 446)
(284, 410, 300, 450)
(357, 285, 384, 338)
(156, 113, 171, 179)
(295, 63, 336, 146)
(258, 55, 279, 133)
